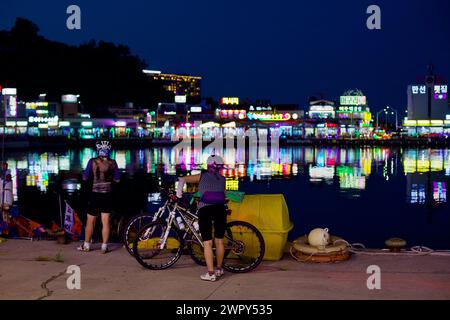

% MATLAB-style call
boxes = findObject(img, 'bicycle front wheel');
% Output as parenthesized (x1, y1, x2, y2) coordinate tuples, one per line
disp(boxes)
(123, 213, 155, 256)
(222, 221, 265, 273)
(133, 221, 184, 270)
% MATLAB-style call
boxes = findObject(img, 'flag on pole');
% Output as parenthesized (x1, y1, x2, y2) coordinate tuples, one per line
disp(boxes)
(64, 201, 83, 240)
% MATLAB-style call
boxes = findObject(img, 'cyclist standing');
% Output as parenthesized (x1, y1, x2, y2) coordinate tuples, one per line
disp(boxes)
(78, 141, 120, 253)
(177, 155, 226, 282)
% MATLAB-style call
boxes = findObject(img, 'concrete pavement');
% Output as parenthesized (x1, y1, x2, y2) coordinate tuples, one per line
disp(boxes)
(1, 239, 450, 300)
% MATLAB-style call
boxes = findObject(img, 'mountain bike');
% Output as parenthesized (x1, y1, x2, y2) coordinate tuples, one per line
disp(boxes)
(132, 190, 265, 273)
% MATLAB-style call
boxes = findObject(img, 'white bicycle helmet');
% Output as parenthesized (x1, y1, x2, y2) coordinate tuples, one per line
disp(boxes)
(96, 140, 112, 157)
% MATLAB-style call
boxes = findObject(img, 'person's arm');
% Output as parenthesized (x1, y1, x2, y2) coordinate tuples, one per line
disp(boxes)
(113, 160, 120, 183)
(82, 159, 93, 181)
(176, 174, 201, 198)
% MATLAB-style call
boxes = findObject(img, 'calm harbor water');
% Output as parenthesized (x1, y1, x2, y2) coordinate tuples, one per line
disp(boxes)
(4, 146, 450, 249)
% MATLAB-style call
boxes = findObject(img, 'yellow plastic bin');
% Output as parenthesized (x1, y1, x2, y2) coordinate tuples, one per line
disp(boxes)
(227, 194, 294, 261)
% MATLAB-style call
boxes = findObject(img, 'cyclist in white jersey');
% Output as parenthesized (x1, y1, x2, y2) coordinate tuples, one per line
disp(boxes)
(177, 155, 226, 282)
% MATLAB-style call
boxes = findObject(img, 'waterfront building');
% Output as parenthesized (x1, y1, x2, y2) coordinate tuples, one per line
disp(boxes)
(1, 117, 142, 139)
(143, 70, 202, 103)
(1, 88, 18, 118)
(403, 66, 450, 136)
(308, 100, 336, 119)
(302, 99, 337, 138)
(61, 94, 79, 118)
(215, 98, 304, 139)
(336, 89, 373, 138)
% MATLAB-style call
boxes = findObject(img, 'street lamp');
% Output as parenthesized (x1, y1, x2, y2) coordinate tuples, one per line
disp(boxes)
(376, 106, 399, 131)
(376, 108, 387, 130)
(388, 106, 399, 131)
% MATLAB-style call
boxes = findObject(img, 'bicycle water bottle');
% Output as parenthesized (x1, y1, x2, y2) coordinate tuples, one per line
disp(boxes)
(193, 221, 200, 232)
(176, 217, 185, 230)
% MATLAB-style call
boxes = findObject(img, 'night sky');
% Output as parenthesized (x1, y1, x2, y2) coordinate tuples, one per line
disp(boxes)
(1, 0, 449, 112)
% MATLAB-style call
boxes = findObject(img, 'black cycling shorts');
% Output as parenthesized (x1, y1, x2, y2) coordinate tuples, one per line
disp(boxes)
(87, 192, 113, 216)
(197, 204, 227, 241)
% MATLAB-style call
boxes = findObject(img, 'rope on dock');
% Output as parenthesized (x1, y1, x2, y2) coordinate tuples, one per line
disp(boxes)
(289, 239, 450, 261)
(335, 239, 450, 257)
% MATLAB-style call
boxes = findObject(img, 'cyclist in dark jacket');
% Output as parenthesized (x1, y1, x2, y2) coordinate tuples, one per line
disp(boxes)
(78, 141, 120, 253)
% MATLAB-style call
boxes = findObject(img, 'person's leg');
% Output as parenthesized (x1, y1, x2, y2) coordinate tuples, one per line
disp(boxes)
(203, 240, 214, 272)
(214, 238, 224, 269)
(100, 212, 110, 252)
(213, 205, 227, 273)
(85, 214, 96, 243)
(198, 206, 216, 280)
(79, 214, 96, 251)
(81, 192, 98, 249)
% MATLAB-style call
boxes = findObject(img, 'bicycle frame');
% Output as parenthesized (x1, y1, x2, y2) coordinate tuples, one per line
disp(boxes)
(176, 205, 204, 245)
(157, 203, 203, 250)
(152, 199, 169, 222)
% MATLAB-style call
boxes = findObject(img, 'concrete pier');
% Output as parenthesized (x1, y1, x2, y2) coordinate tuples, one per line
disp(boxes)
(1, 239, 449, 300)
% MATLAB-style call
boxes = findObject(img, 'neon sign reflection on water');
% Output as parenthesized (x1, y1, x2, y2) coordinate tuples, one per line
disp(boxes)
(3, 146, 449, 205)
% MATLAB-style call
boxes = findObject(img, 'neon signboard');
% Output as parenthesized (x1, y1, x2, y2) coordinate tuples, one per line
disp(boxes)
(405, 120, 448, 127)
(340, 96, 367, 106)
(175, 95, 186, 103)
(115, 121, 127, 127)
(2, 88, 17, 95)
(62, 94, 78, 103)
(412, 85, 427, 95)
(249, 106, 272, 111)
(310, 105, 334, 112)
(28, 116, 59, 123)
(217, 109, 246, 120)
(247, 112, 293, 121)
(26, 102, 49, 109)
(220, 97, 239, 105)
(190, 106, 202, 112)
(338, 106, 364, 113)
(434, 85, 448, 100)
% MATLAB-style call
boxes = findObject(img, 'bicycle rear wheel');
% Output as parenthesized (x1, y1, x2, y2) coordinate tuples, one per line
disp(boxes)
(133, 221, 184, 270)
(222, 221, 265, 273)
(188, 228, 233, 267)
(123, 213, 154, 255)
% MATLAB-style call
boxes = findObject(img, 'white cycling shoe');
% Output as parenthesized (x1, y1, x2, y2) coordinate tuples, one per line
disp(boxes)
(200, 272, 217, 282)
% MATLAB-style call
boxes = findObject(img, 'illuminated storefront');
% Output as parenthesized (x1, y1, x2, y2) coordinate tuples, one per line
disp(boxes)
(247, 112, 300, 122)
(216, 109, 247, 121)
(0, 115, 141, 139)
(315, 123, 338, 138)
(403, 119, 450, 137)
(336, 90, 373, 138)
(308, 100, 336, 119)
